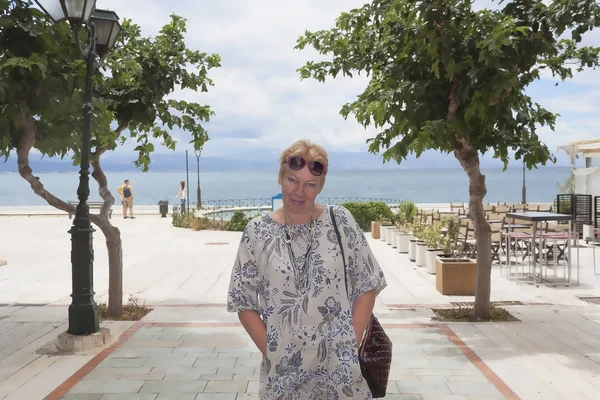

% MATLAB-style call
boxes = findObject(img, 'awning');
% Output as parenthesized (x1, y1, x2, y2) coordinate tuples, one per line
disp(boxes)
(558, 138, 600, 165)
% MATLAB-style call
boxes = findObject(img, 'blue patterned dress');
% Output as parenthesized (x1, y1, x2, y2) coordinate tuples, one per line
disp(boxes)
(227, 205, 387, 399)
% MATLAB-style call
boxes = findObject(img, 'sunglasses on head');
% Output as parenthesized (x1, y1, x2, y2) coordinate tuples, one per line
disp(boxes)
(285, 156, 326, 176)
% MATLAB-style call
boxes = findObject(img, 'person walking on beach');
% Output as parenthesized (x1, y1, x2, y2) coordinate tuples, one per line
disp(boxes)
(176, 181, 186, 213)
(117, 179, 135, 219)
(227, 139, 387, 399)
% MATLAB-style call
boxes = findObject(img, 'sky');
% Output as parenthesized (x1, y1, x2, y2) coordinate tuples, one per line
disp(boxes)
(61, 0, 600, 168)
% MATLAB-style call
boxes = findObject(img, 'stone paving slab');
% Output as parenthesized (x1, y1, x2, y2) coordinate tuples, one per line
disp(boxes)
(3, 214, 600, 307)
(3, 213, 600, 399)
(43, 323, 509, 400)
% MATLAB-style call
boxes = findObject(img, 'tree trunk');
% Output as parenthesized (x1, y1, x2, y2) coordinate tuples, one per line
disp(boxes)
(455, 141, 492, 321)
(17, 115, 126, 318)
(17, 116, 78, 215)
(90, 143, 125, 318)
(93, 217, 123, 318)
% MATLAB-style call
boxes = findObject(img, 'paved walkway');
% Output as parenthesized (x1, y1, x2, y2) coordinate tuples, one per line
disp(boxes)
(1, 213, 600, 399)
(54, 321, 511, 400)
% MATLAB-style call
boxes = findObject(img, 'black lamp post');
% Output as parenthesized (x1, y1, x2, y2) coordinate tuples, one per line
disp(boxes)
(34, 0, 121, 335)
(522, 161, 527, 205)
(194, 145, 203, 209)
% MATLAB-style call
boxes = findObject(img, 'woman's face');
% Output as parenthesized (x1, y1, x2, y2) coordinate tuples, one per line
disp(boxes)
(278, 163, 325, 215)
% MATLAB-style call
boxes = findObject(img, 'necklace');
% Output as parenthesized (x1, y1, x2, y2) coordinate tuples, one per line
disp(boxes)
(283, 209, 315, 293)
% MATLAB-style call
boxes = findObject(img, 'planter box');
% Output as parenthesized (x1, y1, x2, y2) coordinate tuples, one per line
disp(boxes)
(371, 221, 381, 239)
(435, 256, 477, 295)
(397, 232, 413, 253)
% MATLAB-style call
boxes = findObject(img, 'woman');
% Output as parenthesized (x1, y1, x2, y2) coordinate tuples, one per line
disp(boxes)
(227, 139, 387, 399)
(176, 181, 186, 213)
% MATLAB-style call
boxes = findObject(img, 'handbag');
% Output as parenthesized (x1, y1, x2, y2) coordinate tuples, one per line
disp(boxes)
(329, 206, 392, 398)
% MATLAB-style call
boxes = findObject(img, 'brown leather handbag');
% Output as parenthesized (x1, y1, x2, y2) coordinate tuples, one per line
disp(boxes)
(330, 207, 392, 398)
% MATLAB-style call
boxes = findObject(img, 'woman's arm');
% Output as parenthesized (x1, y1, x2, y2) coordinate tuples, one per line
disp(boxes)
(238, 310, 267, 356)
(352, 289, 376, 344)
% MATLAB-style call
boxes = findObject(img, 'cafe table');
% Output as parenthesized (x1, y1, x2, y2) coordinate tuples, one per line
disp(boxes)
(505, 212, 576, 286)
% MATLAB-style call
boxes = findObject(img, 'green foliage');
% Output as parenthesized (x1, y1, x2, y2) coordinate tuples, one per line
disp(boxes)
(227, 210, 252, 231)
(0, 1, 220, 170)
(409, 220, 426, 240)
(341, 201, 395, 231)
(295, 0, 600, 169)
(0, 0, 84, 160)
(441, 216, 462, 256)
(396, 200, 418, 230)
(297, 0, 600, 318)
(423, 221, 444, 249)
(556, 170, 575, 194)
(171, 210, 197, 228)
(172, 210, 252, 231)
(99, 15, 221, 170)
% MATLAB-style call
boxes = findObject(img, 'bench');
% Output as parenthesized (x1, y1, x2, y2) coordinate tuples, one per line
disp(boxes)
(68, 201, 113, 219)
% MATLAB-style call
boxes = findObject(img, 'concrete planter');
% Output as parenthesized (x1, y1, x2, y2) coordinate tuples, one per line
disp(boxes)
(391, 230, 399, 248)
(380, 224, 394, 244)
(415, 241, 427, 267)
(387, 228, 399, 247)
(380, 225, 391, 241)
(396, 232, 413, 253)
(426, 249, 444, 274)
(435, 256, 477, 295)
(408, 239, 418, 262)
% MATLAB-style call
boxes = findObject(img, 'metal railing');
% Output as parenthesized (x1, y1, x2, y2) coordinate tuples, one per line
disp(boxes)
(171, 197, 406, 231)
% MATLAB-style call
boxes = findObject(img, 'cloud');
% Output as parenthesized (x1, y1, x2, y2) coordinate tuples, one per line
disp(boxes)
(98, 0, 600, 164)
(542, 90, 600, 113)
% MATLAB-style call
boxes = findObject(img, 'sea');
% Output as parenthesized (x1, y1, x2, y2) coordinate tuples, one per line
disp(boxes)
(0, 166, 572, 207)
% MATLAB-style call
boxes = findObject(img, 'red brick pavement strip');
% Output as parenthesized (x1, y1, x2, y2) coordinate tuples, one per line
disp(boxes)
(15, 302, 552, 308)
(440, 324, 521, 400)
(44, 321, 145, 400)
(43, 322, 520, 400)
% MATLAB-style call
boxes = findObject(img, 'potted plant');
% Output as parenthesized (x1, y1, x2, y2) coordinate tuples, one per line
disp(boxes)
(410, 221, 426, 264)
(407, 221, 424, 262)
(424, 221, 445, 274)
(395, 201, 418, 253)
(435, 216, 477, 295)
(378, 215, 395, 243)
(415, 238, 427, 267)
(386, 221, 399, 246)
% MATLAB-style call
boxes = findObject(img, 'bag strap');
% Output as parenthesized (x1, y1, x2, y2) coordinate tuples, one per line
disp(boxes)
(329, 206, 349, 296)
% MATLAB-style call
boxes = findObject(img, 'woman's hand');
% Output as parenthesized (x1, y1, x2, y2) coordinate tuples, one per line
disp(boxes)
(238, 310, 267, 356)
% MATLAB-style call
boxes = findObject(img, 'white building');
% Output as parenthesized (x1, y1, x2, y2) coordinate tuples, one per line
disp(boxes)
(559, 139, 600, 196)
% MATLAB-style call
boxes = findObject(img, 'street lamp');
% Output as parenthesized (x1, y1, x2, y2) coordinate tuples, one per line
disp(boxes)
(34, 0, 121, 335)
(522, 161, 527, 205)
(194, 145, 203, 209)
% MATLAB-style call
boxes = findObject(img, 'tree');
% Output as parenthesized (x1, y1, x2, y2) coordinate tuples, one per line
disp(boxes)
(296, 0, 600, 319)
(1, 0, 220, 316)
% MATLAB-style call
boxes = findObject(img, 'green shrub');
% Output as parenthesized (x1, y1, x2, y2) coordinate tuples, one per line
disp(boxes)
(441, 215, 461, 255)
(227, 210, 252, 231)
(340, 201, 395, 231)
(396, 200, 418, 229)
(172, 211, 197, 228)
